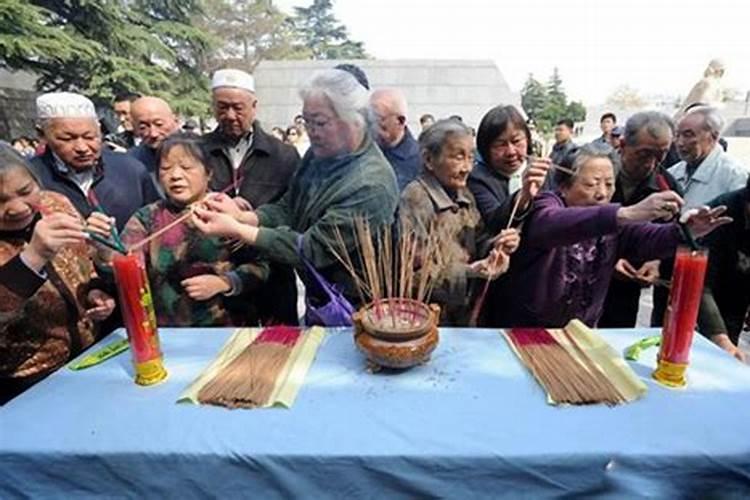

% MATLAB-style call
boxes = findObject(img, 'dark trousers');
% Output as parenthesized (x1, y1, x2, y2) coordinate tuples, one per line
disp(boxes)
(600, 279, 642, 328)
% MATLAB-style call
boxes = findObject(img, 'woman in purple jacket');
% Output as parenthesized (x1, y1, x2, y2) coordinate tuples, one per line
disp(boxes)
(486, 143, 730, 328)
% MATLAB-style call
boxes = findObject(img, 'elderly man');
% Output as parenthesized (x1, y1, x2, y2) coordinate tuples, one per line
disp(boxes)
(31, 92, 159, 231)
(203, 68, 299, 205)
(669, 106, 747, 208)
(599, 112, 681, 328)
(128, 96, 180, 174)
(369, 88, 421, 191)
(192, 69, 399, 320)
(202, 68, 300, 324)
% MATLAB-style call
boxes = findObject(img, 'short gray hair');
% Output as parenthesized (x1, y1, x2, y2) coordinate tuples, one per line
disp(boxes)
(299, 69, 369, 129)
(555, 142, 621, 188)
(624, 111, 674, 146)
(683, 106, 725, 138)
(418, 118, 473, 160)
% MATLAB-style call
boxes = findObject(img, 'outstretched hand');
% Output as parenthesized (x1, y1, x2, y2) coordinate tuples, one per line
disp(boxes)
(682, 205, 732, 238)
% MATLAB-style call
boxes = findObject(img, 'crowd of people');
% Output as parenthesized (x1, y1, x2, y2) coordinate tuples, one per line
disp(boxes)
(1, 63, 747, 405)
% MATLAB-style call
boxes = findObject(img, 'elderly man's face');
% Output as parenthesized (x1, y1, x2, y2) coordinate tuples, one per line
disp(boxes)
(302, 94, 355, 159)
(676, 113, 716, 165)
(45, 117, 101, 171)
(620, 129, 672, 182)
(132, 99, 179, 149)
(212, 87, 257, 139)
(370, 100, 405, 148)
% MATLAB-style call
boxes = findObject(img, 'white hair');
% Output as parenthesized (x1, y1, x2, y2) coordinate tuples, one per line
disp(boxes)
(299, 69, 369, 129)
(685, 106, 725, 138)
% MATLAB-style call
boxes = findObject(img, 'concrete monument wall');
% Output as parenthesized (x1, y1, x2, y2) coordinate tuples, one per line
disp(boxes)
(253, 59, 519, 132)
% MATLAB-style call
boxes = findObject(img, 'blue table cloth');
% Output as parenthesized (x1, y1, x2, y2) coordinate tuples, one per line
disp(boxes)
(2, 327, 750, 499)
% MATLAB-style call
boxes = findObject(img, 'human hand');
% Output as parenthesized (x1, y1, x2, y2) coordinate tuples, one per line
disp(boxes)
(191, 206, 244, 239)
(22, 213, 87, 271)
(490, 228, 520, 255)
(613, 258, 639, 281)
(711, 333, 746, 363)
(519, 157, 551, 207)
(181, 274, 231, 301)
(634, 259, 660, 286)
(468, 248, 510, 280)
(682, 205, 732, 238)
(85, 212, 116, 239)
(85, 289, 115, 321)
(617, 191, 684, 224)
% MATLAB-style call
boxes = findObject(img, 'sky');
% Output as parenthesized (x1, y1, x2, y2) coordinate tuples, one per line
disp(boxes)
(276, 0, 750, 106)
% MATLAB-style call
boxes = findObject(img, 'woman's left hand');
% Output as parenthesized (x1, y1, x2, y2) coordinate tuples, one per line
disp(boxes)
(85, 289, 115, 321)
(682, 205, 732, 238)
(181, 274, 231, 301)
(490, 228, 521, 255)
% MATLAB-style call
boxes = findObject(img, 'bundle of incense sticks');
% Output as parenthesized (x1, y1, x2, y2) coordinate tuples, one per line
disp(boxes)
(504, 327, 627, 406)
(327, 216, 441, 330)
(197, 326, 302, 409)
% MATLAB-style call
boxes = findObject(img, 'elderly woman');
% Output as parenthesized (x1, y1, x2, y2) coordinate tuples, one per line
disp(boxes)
(487, 143, 731, 328)
(88, 133, 269, 327)
(0, 145, 115, 404)
(192, 69, 399, 324)
(468, 105, 550, 232)
(399, 119, 519, 325)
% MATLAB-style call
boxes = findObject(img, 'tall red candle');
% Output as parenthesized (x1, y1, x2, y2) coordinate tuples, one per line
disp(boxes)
(653, 246, 708, 388)
(112, 254, 167, 385)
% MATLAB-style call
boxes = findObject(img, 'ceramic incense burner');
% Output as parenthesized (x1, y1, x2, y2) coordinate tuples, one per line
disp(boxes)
(353, 299, 440, 371)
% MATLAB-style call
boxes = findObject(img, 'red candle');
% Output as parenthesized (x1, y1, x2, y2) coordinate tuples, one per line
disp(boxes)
(653, 246, 708, 387)
(112, 254, 167, 385)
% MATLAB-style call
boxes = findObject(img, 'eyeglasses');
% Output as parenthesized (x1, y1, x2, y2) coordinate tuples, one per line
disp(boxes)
(302, 115, 334, 131)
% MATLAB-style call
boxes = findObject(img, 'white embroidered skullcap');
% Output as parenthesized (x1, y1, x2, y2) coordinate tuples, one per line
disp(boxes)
(36, 92, 97, 120)
(211, 69, 255, 92)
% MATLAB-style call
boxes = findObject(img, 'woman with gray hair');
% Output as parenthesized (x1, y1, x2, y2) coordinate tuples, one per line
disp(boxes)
(192, 69, 399, 325)
(399, 119, 520, 325)
(485, 143, 731, 328)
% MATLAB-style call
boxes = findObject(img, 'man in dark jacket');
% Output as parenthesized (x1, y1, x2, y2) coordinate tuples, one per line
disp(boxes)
(31, 92, 160, 231)
(369, 88, 421, 191)
(203, 69, 300, 324)
(697, 179, 750, 361)
(600, 111, 681, 327)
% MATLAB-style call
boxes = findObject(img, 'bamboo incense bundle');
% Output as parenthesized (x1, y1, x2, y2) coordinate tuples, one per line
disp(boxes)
(197, 326, 301, 409)
(505, 327, 626, 406)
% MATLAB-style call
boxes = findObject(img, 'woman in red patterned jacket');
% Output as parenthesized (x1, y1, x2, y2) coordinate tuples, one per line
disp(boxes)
(0, 144, 115, 404)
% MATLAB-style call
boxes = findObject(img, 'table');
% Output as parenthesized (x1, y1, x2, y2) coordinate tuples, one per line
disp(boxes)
(2, 328, 750, 498)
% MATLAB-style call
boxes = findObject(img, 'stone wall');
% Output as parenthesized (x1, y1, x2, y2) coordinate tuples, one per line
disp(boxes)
(0, 69, 39, 141)
(253, 59, 519, 132)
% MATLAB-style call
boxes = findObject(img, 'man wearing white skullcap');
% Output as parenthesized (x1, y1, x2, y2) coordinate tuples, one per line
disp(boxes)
(31, 92, 160, 231)
(202, 69, 301, 324)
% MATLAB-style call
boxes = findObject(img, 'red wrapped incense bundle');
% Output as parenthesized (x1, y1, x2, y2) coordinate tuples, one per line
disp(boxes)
(653, 247, 708, 388)
(112, 254, 167, 385)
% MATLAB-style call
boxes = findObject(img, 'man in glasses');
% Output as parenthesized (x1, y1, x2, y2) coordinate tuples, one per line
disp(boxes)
(369, 88, 421, 192)
(600, 111, 681, 327)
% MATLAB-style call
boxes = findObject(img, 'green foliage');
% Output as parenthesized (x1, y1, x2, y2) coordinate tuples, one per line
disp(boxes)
(520, 68, 586, 135)
(0, 0, 213, 116)
(200, 0, 311, 72)
(293, 0, 367, 60)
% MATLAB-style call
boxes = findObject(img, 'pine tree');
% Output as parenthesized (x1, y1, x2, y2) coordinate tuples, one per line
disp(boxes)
(0, 0, 213, 116)
(293, 0, 367, 60)
(521, 73, 547, 122)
